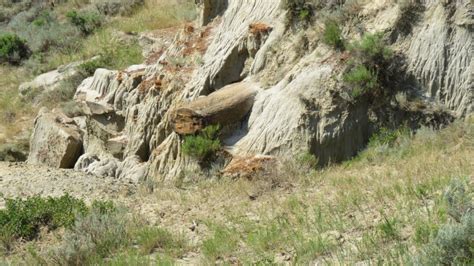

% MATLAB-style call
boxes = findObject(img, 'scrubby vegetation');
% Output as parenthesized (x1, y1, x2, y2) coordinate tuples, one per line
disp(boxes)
(344, 32, 394, 98)
(182, 125, 221, 161)
(322, 19, 344, 50)
(0, 33, 30, 64)
(66, 9, 103, 35)
(1, 194, 187, 264)
(3, 115, 472, 265)
(0, 195, 88, 252)
(343, 64, 377, 97)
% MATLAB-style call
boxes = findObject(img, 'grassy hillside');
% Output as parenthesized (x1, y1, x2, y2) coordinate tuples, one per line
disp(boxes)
(0, 0, 196, 159)
(2, 118, 472, 264)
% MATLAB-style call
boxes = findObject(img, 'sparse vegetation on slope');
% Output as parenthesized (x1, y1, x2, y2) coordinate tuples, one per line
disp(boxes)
(3, 117, 472, 264)
(0, 0, 197, 159)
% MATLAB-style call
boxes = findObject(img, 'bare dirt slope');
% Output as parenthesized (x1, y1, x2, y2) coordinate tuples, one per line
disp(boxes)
(0, 162, 136, 208)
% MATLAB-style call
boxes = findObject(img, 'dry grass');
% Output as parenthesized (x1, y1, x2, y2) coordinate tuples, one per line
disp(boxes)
(113, 0, 197, 33)
(131, 118, 473, 264)
(3, 118, 473, 264)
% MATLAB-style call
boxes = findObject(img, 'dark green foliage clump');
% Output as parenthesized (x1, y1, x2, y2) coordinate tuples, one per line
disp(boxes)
(66, 10, 103, 35)
(0, 142, 28, 162)
(0, 33, 30, 64)
(350, 32, 393, 68)
(344, 32, 394, 98)
(322, 20, 344, 50)
(182, 125, 221, 161)
(0, 195, 88, 243)
(343, 65, 377, 97)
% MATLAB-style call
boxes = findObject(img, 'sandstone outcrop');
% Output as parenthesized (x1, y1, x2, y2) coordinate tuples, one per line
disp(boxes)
(172, 82, 258, 135)
(27, 0, 473, 182)
(28, 109, 83, 168)
(407, 1, 473, 117)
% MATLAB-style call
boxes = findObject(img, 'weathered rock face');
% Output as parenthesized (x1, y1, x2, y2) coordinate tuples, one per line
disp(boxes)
(28, 0, 473, 181)
(196, 0, 228, 26)
(407, 1, 473, 117)
(28, 109, 83, 168)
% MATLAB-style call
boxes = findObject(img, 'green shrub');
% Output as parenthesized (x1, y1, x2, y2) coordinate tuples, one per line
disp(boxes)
(322, 19, 344, 50)
(0, 195, 88, 246)
(343, 65, 377, 97)
(7, 7, 81, 55)
(416, 178, 473, 265)
(47, 202, 129, 265)
(343, 32, 394, 97)
(31, 10, 54, 27)
(350, 32, 393, 67)
(182, 125, 221, 161)
(0, 33, 30, 64)
(66, 10, 103, 35)
(444, 178, 473, 222)
(93, 0, 145, 16)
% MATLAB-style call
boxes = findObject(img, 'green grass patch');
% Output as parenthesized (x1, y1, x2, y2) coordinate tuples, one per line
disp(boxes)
(202, 225, 239, 262)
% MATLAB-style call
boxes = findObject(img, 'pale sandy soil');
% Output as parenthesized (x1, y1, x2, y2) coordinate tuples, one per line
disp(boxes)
(0, 162, 137, 209)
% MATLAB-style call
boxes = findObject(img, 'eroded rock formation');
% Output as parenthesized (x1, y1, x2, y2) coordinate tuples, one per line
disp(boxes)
(28, 0, 473, 181)
(28, 109, 83, 168)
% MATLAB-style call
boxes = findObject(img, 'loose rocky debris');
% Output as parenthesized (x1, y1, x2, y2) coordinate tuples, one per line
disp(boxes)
(0, 162, 136, 209)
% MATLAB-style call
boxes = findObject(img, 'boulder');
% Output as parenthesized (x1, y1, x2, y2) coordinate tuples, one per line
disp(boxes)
(116, 155, 147, 182)
(28, 109, 83, 168)
(18, 58, 100, 98)
(172, 82, 258, 135)
(74, 153, 118, 177)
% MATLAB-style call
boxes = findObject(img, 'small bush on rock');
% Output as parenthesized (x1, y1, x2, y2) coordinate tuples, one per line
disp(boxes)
(344, 32, 394, 98)
(0, 33, 30, 64)
(284, 0, 314, 26)
(349, 32, 393, 68)
(78, 56, 110, 76)
(182, 125, 221, 161)
(323, 19, 344, 50)
(343, 65, 377, 97)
